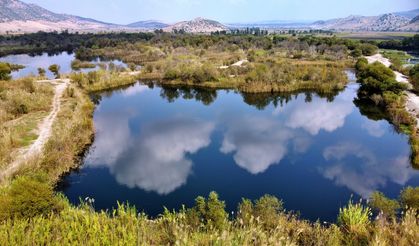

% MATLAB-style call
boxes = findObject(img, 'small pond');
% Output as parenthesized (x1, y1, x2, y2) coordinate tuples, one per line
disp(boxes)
(59, 71, 419, 222)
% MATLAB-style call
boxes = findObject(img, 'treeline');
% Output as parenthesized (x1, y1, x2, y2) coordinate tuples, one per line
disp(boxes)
(0, 31, 154, 57)
(0, 31, 379, 58)
(378, 34, 419, 51)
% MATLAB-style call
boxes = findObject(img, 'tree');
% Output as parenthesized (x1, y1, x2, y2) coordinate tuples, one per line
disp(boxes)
(0, 62, 12, 80)
(38, 68, 46, 78)
(48, 64, 60, 79)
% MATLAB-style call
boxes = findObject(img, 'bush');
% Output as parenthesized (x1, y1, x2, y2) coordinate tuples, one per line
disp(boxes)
(236, 195, 283, 230)
(409, 64, 419, 92)
(0, 174, 65, 220)
(337, 200, 371, 235)
(0, 62, 12, 80)
(400, 187, 419, 211)
(186, 191, 228, 230)
(359, 43, 378, 56)
(368, 192, 400, 219)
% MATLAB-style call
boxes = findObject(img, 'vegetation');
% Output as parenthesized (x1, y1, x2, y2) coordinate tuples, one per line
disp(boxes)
(70, 59, 96, 70)
(48, 64, 60, 79)
(409, 64, 419, 92)
(0, 181, 417, 245)
(355, 57, 418, 166)
(378, 34, 419, 51)
(0, 62, 25, 80)
(0, 77, 53, 168)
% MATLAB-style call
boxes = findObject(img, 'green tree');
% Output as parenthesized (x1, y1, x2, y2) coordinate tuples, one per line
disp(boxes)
(48, 64, 61, 79)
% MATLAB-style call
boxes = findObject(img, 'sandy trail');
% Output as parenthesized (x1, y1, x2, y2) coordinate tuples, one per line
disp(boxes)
(0, 79, 69, 181)
(366, 54, 419, 127)
(219, 59, 248, 69)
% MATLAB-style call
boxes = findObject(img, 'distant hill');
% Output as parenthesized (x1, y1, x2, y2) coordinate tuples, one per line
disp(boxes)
(0, 0, 120, 33)
(127, 20, 169, 29)
(164, 18, 228, 33)
(311, 13, 418, 31)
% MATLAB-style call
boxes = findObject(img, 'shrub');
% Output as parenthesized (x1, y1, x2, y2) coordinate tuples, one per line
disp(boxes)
(400, 187, 419, 211)
(186, 191, 228, 230)
(48, 64, 60, 79)
(0, 174, 65, 220)
(368, 192, 400, 219)
(359, 43, 378, 56)
(0, 62, 12, 80)
(337, 199, 371, 235)
(254, 195, 283, 229)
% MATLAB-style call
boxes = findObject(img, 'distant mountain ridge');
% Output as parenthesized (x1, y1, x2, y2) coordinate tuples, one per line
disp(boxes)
(0, 0, 122, 33)
(310, 12, 417, 31)
(0, 0, 417, 33)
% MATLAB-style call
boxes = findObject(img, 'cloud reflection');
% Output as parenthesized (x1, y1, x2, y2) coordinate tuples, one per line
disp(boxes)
(321, 142, 415, 197)
(220, 116, 293, 174)
(286, 99, 353, 135)
(87, 116, 214, 195)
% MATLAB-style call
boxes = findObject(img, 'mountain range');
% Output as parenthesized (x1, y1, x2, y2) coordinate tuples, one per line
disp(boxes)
(0, 0, 418, 33)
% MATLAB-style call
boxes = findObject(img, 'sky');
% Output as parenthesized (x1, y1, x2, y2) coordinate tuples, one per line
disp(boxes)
(23, 0, 419, 25)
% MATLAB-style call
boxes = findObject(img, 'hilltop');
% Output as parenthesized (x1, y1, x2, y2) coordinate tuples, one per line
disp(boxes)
(164, 18, 228, 33)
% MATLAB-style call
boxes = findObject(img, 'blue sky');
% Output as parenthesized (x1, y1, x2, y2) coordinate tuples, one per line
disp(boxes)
(23, 0, 418, 24)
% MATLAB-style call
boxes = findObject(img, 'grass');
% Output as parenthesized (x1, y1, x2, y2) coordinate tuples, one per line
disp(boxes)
(0, 78, 53, 168)
(0, 184, 417, 245)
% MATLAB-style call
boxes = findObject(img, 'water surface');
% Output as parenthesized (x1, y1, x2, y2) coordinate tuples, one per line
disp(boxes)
(0, 52, 126, 79)
(60, 73, 419, 222)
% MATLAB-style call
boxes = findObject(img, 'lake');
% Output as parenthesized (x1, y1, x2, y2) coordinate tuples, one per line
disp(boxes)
(0, 52, 127, 79)
(59, 72, 419, 222)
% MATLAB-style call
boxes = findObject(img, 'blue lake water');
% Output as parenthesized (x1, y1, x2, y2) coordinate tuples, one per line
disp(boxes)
(0, 52, 126, 79)
(60, 73, 419, 222)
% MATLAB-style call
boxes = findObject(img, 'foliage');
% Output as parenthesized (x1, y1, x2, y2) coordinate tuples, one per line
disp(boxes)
(368, 191, 400, 219)
(337, 200, 371, 237)
(0, 174, 65, 220)
(400, 186, 419, 211)
(409, 64, 419, 92)
(186, 191, 228, 230)
(70, 59, 96, 70)
(0, 63, 11, 80)
(356, 59, 406, 95)
(48, 64, 60, 79)
(37, 67, 46, 77)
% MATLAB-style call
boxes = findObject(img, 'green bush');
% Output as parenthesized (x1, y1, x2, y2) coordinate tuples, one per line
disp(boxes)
(409, 64, 419, 92)
(359, 43, 378, 56)
(236, 195, 283, 230)
(400, 187, 419, 211)
(337, 200, 371, 235)
(186, 191, 228, 230)
(0, 62, 12, 81)
(0, 174, 66, 220)
(368, 191, 400, 219)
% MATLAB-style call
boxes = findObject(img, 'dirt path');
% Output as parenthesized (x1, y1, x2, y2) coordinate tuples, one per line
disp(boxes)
(0, 79, 69, 181)
(366, 53, 419, 127)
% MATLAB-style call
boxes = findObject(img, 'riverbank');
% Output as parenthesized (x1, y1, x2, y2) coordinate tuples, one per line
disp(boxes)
(360, 54, 419, 166)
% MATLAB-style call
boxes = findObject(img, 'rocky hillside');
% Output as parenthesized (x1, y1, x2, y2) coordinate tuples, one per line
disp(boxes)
(311, 12, 418, 31)
(164, 18, 228, 33)
(0, 0, 118, 33)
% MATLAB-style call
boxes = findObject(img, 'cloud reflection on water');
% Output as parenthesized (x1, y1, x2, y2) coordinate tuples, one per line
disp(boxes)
(321, 142, 415, 197)
(86, 115, 214, 195)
